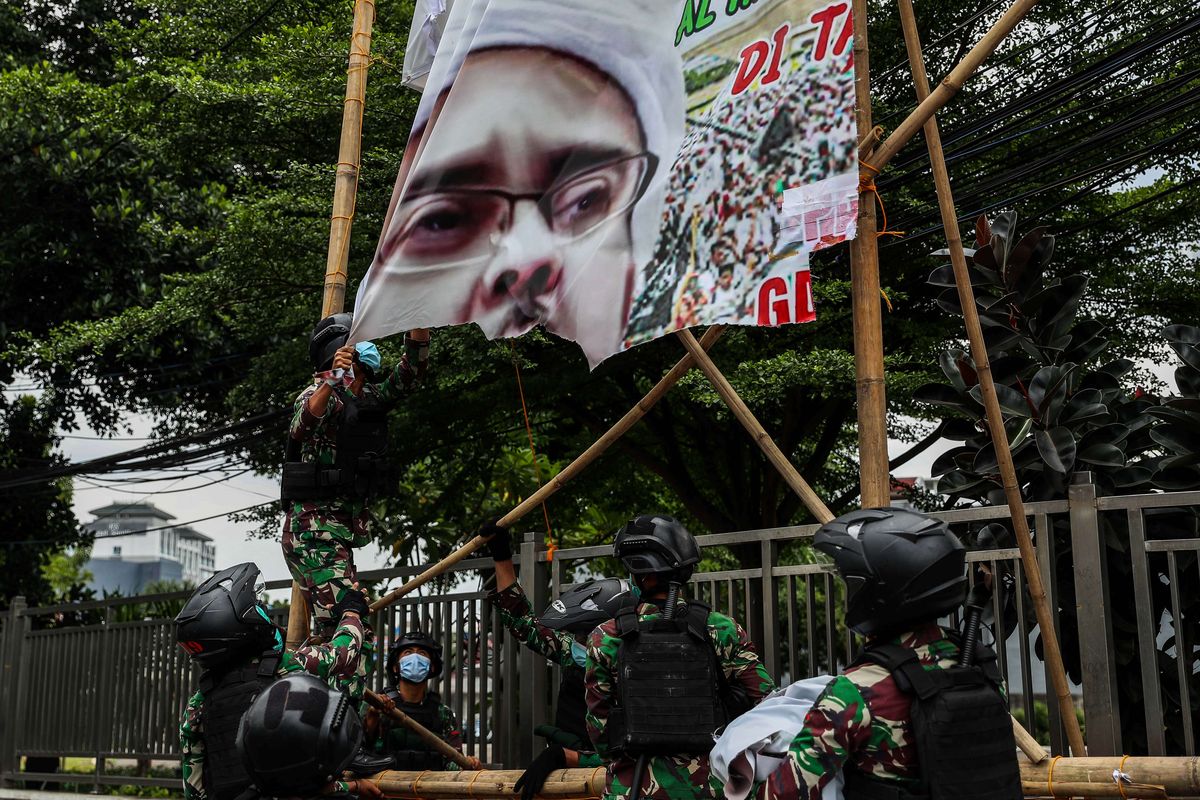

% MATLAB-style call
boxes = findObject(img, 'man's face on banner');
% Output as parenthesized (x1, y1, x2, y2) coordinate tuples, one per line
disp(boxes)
(381, 48, 654, 363)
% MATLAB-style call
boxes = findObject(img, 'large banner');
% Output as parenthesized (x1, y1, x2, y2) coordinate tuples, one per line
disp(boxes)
(352, 0, 858, 366)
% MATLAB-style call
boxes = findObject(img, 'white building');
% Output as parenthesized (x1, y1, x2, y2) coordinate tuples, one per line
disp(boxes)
(85, 501, 217, 594)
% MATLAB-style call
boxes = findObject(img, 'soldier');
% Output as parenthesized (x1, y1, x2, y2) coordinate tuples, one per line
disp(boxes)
(585, 515, 775, 800)
(478, 521, 634, 800)
(176, 562, 391, 800)
(761, 508, 1022, 800)
(239, 673, 384, 800)
(364, 631, 481, 770)
(281, 312, 430, 635)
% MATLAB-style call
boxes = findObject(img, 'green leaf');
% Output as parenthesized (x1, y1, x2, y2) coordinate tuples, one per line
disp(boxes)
(969, 383, 1030, 417)
(1077, 443, 1126, 468)
(1035, 426, 1076, 474)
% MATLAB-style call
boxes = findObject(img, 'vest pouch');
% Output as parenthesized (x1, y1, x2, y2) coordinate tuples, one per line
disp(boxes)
(201, 653, 280, 800)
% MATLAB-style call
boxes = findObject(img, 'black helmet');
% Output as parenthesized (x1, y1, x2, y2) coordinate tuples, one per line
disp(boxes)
(175, 563, 280, 668)
(238, 673, 362, 796)
(814, 508, 967, 637)
(386, 630, 444, 684)
(539, 578, 635, 635)
(309, 312, 354, 372)
(614, 515, 701, 583)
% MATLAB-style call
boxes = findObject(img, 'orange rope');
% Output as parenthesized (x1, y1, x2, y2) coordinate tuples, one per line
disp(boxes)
(1047, 755, 1062, 799)
(509, 344, 557, 560)
(1117, 754, 1131, 800)
(859, 160, 905, 239)
(466, 768, 486, 799)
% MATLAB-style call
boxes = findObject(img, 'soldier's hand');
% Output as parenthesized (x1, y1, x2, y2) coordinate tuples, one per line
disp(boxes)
(331, 345, 355, 373)
(350, 779, 384, 800)
(481, 520, 513, 562)
(363, 706, 381, 737)
(332, 582, 371, 620)
(465, 756, 483, 771)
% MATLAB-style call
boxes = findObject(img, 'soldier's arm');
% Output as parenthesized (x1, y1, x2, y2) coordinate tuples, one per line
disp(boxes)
(376, 333, 429, 403)
(486, 582, 577, 668)
(583, 627, 616, 759)
(717, 615, 776, 703)
(290, 385, 343, 442)
(287, 612, 366, 695)
(765, 675, 873, 800)
(179, 690, 207, 800)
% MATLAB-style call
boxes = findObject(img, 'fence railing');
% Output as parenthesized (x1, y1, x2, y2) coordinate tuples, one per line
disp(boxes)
(1, 474, 1196, 790)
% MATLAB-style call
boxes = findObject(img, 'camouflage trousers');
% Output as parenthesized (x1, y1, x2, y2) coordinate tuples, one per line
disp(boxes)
(603, 755, 715, 800)
(282, 504, 366, 634)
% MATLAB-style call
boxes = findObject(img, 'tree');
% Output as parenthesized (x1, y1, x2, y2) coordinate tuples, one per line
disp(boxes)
(1, 0, 1197, 578)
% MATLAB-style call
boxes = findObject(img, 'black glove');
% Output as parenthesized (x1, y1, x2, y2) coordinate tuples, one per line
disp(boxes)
(481, 520, 513, 562)
(331, 586, 370, 620)
(514, 743, 566, 800)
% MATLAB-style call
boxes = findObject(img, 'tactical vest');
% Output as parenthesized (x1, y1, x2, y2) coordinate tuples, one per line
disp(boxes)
(843, 641, 1023, 800)
(281, 388, 391, 501)
(382, 689, 449, 770)
(199, 652, 281, 800)
(606, 602, 726, 756)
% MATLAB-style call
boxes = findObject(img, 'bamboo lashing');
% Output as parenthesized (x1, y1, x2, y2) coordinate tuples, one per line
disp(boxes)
(675, 329, 834, 524)
(368, 758, 1200, 799)
(363, 689, 475, 771)
(286, 0, 377, 650)
(847, 0, 890, 508)
(895, 0, 1086, 757)
(369, 325, 726, 612)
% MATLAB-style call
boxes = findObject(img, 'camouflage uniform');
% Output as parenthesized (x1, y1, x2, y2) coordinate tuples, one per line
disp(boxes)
(282, 355, 423, 631)
(367, 691, 466, 770)
(180, 615, 374, 800)
(488, 582, 604, 768)
(585, 600, 776, 800)
(760, 624, 962, 800)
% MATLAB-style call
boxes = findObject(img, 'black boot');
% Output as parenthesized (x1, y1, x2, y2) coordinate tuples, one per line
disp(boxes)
(347, 748, 393, 776)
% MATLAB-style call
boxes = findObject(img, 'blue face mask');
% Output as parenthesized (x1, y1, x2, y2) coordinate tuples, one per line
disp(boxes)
(355, 341, 382, 372)
(570, 640, 589, 668)
(256, 605, 283, 652)
(399, 652, 432, 683)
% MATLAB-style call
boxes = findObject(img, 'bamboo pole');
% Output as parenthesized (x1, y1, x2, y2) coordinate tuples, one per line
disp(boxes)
(286, 0, 377, 650)
(321, 0, 375, 318)
(1013, 716, 1049, 764)
(370, 758, 1200, 799)
(864, 0, 1041, 173)
(364, 689, 476, 770)
(369, 326, 726, 612)
(676, 330, 835, 525)
(896, 0, 1085, 756)
(848, 0, 890, 508)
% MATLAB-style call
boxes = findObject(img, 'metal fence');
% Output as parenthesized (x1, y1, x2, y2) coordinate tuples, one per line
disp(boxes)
(1, 474, 1196, 790)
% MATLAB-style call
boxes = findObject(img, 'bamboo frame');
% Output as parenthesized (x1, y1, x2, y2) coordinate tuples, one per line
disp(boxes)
(287, 0, 377, 650)
(369, 326, 726, 612)
(896, 0, 1085, 756)
(369, 757, 1200, 799)
(364, 689, 476, 770)
(848, 0, 890, 509)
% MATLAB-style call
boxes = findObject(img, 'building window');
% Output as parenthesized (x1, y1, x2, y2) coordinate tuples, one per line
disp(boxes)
(113, 546, 121, 556)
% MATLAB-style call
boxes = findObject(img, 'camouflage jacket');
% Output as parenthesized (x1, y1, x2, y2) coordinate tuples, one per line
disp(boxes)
(585, 600, 776, 800)
(286, 353, 424, 541)
(367, 690, 465, 770)
(180, 615, 373, 800)
(487, 582, 578, 668)
(761, 625, 963, 800)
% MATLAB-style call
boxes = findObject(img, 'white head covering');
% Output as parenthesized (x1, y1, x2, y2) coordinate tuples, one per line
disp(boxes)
(409, 0, 685, 272)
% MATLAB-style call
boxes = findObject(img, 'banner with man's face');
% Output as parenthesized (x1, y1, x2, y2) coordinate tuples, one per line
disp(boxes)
(352, 0, 858, 366)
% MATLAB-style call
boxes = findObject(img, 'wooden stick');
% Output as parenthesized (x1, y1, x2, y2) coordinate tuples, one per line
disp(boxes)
(370, 758, 1200, 799)
(676, 330, 834, 524)
(369, 326, 726, 612)
(848, 0, 890, 508)
(1013, 715, 1050, 764)
(286, 0, 377, 650)
(364, 689, 476, 770)
(864, 0, 1041, 173)
(896, 0, 1085, 757)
